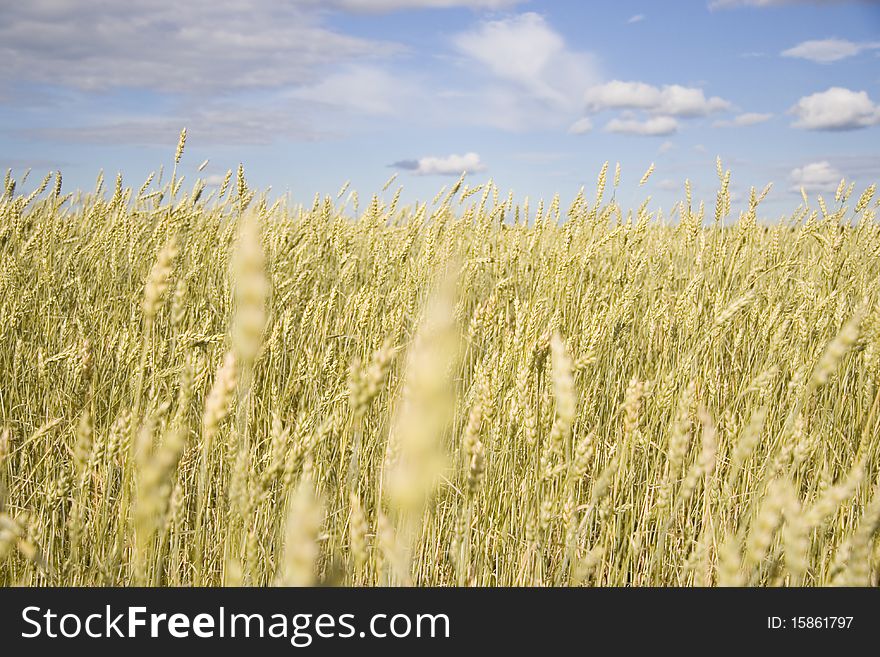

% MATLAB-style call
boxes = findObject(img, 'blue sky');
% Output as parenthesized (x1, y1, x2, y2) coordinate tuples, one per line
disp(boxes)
(2, 0, 879, 217)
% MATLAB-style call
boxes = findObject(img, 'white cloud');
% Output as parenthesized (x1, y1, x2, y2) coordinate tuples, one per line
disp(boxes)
(790, 87, 880, 130)
(782, 38, 880, 63)
(583, 80, 730, 117)
(585, 81, 661, 111)
(657, 178, 680, 191)
(789, 161, 843, 193)
(660, 85, 731, 116)
(568, 117, 593, 134)
(627, 14, 646, 23)
(325, 0, 524, 10)
(392, 152, 486, 175)
(606, 116, 678, 136)
(658, 140, 675, 154)
(291, 66, 416, 115)
(453, 13, 600, 111)
(713, 112, 773, 127)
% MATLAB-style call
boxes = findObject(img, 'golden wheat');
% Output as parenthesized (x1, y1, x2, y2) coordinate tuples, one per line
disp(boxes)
(0, 154, 879, 587)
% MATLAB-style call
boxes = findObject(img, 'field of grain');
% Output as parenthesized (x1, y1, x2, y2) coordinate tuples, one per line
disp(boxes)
(1, 142, 879, 586)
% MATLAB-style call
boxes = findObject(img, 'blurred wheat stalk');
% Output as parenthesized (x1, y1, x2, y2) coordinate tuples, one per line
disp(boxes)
(1, 139, 880, 586)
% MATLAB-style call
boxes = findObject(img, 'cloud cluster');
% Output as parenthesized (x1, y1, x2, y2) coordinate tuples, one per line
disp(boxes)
(790, 87, 880, 130)
(391, 152, 486, 175)
(0, 1, 399, 95)
(782, 38, 880, 63)
(573, 80, 731, 136)
(583, 81, 731, 117)
(6, 0, 875, 164)
(4, 5, 609, 146)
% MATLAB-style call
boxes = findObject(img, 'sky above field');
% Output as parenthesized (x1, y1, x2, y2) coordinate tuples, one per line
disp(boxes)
(2, 0, 879, 217)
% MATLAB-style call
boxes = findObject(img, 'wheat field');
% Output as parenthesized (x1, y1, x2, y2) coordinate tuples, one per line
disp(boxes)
(1, 139, 880, 586)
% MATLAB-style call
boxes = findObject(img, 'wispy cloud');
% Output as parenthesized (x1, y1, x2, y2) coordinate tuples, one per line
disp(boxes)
(443, 12, 602, 131)
(323, 0, 525, 10)
(713, 112, 773, 127)
(567, 117, 593, 134)
(605, 116, 679, 136)
(710, 0, 862, 8)
(0, 157, 70, 171)
(291, 66, 418, 116)
(453, 13, 600, 111)
(391, 152, 486, 175)
(782, 38, 880, 63)
(25, 102, 325, 146)
(790, 87, 880, 130)
(824, 155, 880, 179)
(627, 14, 646, 23)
